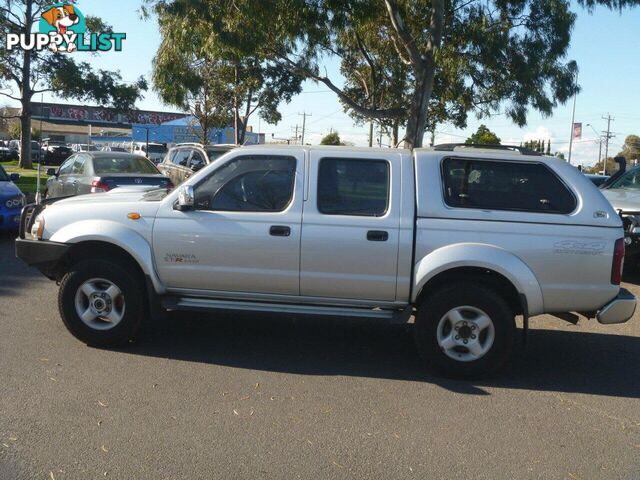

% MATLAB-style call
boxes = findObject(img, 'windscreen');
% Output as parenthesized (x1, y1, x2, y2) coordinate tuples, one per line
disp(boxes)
(93, 156, 159, 175)
(205, 148, 231, 162)
(608, 167, 640, 190)
(0, 165, 9, 182)
(146, 144, 167, 153)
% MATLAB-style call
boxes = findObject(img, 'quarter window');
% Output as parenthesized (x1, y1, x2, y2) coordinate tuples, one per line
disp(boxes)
(317, 158, 389, 217)
(442, 157, 576, 214)
(194, 156, 296, 212)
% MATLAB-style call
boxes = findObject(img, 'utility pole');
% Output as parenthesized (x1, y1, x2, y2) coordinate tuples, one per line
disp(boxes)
(602, 114, 615, 166)
(291, 125, 300, 145)
(299, 112, 311, 145)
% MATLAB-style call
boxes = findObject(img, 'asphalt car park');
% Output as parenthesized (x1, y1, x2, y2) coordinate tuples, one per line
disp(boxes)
(0, 233, 639, 479)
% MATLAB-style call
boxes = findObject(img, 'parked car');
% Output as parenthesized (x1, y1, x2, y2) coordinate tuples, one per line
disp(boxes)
(44, 152, 173, 199)
(158, 143, 235, 186)
(585, 173, 610, 187)
(130, 142, 167, 164)
(0, 164, 25, 231)
(600, 164, 640, 260)
(101, 145, 128, 153)
(7, 140, 20, 161)
(71, 144, 100, 153)
(41, 140, 73, 166)
(16, 144, 635, 377)
(0, 140, 16, 161)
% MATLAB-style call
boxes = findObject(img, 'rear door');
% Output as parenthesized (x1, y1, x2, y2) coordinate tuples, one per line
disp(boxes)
(170, 148, 192, 186)
(300, 151, 402, 301)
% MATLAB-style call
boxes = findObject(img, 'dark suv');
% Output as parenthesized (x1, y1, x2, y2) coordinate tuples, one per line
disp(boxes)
(157, 143, 235, 186)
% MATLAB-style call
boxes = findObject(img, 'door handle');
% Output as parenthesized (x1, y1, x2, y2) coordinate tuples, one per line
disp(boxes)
(269, 225, 291, 237)
(367, 230, 388, 242)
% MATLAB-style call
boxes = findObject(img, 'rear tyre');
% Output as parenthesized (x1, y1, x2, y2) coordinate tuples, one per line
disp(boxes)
(58, 258, 147, 347)
(414, 283, 515, 378)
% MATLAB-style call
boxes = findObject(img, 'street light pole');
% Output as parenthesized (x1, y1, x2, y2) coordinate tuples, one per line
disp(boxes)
(567, 71, 578, 165)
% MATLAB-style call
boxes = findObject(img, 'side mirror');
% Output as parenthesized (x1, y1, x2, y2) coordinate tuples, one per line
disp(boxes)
(9, 173, 20, 182)
(46, 168, 57, 176)
(176, 185, 194, 211)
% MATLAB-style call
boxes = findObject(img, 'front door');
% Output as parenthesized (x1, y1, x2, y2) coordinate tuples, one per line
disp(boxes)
(153, 151, 304, 296)
(300, 152, 402, 301)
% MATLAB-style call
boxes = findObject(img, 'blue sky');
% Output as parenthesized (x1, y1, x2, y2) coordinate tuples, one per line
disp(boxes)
(17, 0, 640, 166)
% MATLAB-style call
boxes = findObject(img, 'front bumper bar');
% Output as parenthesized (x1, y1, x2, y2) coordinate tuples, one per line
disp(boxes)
(597, 288, 637, 325)
(15, 238, 69, 275)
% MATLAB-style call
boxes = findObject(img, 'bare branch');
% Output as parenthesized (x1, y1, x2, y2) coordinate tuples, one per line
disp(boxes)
(0, 90, 21, 101)
(427, 0, 445, 52)
(389, 33, 412, 66)
(273, 52, 404, 119)
(384, 0, 422, 67)
(0, 6, 24, 28)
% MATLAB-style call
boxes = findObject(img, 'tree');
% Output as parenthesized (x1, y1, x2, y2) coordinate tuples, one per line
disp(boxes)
(617, 135, 640, 161)
(145, 0, 639, 150)
(320, 131, 344, 145)
(1, 0, 147, 168)
(6, 120, 40, 143)
(465, 125, 500, 145)
(150, 6, 303, 145)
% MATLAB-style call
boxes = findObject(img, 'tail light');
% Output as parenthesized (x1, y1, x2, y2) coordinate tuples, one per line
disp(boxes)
(166, 181, 175, 190)
(611, 238, 625, 285)
(90, 178, 110, 193)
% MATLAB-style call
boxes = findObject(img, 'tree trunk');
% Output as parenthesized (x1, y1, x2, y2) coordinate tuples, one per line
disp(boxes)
(403, 63, 435, 150)
(391, 121, 399, 147)
(19, 0, 34, 169)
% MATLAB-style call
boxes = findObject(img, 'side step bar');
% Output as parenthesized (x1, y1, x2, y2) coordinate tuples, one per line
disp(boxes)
(162, 297, 413, 323)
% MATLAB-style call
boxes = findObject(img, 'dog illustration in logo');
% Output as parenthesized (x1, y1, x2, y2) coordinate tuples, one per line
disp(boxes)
(41, 5, 79, 52)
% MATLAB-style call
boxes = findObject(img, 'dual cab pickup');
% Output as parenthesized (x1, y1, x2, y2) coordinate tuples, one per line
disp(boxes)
(16, 144, 636, 377)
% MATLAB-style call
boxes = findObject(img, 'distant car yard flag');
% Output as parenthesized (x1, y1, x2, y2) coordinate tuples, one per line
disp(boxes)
(573, 123, 582, 139)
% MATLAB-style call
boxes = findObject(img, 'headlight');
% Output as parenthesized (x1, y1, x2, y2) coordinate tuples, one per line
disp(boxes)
(5, 195, 24, 209)
(30, 215, 45, 240)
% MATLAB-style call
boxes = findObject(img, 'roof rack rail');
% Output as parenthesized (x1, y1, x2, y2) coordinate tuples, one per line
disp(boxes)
(175, 142, 204, 147)
(432, 143, 542, 156)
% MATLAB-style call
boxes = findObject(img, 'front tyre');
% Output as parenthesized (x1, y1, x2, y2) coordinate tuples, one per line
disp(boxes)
(414, 283, 515, 378)
(58, 259, 147, 346)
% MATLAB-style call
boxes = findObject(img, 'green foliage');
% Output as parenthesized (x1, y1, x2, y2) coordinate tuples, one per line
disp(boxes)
(145, 0, 639, 148)
(8, 122, 21, 140)
(465, 124, 501, 145)
(150, 3, 303, 144)
(320, 131, 343, 145)
(0, 0, 147, 167)
(617, 135, 640, 160)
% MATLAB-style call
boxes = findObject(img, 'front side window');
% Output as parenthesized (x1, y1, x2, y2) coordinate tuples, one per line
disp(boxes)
(72, 155, 86, 174)
(194, 156, 296, 212)
(442, 157, 576, 214)
(58, 157, 76, 175)
(317, 158, 389, 217)
(189, 151, 206, 171)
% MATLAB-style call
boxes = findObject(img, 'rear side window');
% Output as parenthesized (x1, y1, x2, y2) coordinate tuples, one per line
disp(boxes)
(318, 158, 389, 217)
(172, 149, 191, 166)
(442, 157, 576, 214)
